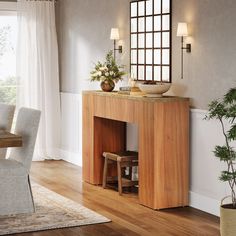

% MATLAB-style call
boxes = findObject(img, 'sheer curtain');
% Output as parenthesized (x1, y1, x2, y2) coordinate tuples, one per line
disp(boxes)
(16, 0, 61, 160)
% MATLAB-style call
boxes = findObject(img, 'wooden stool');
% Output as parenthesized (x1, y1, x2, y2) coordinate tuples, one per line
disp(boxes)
(102, 151, 138, 195)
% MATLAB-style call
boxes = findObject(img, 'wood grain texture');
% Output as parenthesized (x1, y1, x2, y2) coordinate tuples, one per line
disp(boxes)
(0, 130, 22, 148)
(154, 101, 189, 209)
(82, 91, 190, 209)
(137, 100, 155, 208)
(26, 161, 220, 236)
(94, 117, 126, 184)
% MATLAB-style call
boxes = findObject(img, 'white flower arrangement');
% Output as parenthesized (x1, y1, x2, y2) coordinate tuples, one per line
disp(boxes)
(90, 50, 125, 83)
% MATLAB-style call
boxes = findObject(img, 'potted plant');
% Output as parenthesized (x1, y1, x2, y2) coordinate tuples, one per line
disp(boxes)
(90, 50, 125, 92)
(205, 88, 236, 236)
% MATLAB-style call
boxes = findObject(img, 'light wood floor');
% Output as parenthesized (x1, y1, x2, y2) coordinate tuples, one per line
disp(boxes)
(19, 161, 219, 236)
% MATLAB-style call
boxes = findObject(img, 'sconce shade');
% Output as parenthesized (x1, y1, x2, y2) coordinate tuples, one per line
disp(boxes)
(110, 28, 120, 40)
(177, 22, 188, 37)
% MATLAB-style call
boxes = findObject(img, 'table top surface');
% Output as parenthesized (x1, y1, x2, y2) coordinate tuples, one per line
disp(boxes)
(82, 90, 190, 102)
(0, 130, 22, 148)
(0, 130, 21, 138)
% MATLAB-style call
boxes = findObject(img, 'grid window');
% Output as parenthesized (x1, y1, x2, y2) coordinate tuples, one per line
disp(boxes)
(146, 0, 152, 15)
(130, 0, 171, 82)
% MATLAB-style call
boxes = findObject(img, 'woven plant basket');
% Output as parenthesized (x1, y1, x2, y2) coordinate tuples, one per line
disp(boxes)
(220, 196, 236, 236)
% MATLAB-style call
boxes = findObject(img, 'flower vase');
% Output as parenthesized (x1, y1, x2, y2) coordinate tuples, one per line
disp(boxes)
(100, 79, 115, 92)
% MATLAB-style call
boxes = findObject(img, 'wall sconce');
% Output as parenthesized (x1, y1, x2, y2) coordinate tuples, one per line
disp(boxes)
(177, 22, 191, 79)
(110, 28, 122, 60)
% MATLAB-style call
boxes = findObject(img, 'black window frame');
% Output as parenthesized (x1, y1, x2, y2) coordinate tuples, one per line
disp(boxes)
(130, 0, 172, 82)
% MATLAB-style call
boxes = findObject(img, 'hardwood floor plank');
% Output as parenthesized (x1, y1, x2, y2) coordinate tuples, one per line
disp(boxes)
(14, 160, 220, 236)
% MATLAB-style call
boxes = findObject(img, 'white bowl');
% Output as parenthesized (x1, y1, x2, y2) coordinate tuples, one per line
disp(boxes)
(139, 82, 171, 97)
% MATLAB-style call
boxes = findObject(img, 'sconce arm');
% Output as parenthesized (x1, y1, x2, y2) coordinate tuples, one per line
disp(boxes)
(113, 40, 122, 53)
(182, 44, 191, 53)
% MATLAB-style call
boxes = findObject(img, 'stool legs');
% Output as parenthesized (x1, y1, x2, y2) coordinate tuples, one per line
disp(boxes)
(128, 166, 132, 180)
(102, 157, 108, 189)
(102, 151, 138, 195)
(117, 161, 122, 195)
(103, 158, 123, 195)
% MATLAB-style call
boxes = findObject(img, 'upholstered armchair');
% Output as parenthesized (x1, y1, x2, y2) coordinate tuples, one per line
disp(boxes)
(0, 103, 15, 159)
(0, 108, 41, 216)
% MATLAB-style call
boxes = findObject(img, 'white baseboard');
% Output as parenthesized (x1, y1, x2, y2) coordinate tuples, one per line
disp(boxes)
(190, 191, 220, 216)
(60, 149, 82, 167)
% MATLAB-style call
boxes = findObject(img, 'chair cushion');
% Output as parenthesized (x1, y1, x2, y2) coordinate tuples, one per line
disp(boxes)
(0, 159, 27, 177)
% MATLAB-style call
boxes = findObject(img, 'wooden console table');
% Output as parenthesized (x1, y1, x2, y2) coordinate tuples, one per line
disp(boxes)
(82, 91, 189, 210)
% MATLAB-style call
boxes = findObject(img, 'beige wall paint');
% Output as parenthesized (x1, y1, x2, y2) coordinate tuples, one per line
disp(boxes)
(171, 0, 236, 109)
(57, 0, 236, 109)
(56, 0, 130, 93)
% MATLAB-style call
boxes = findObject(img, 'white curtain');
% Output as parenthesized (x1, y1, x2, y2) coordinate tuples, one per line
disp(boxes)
(16, 0, 61, 160)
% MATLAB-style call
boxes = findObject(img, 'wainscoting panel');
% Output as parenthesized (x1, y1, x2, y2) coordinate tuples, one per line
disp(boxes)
(189, 109, 229, 216)
(60, 92, 82, 166)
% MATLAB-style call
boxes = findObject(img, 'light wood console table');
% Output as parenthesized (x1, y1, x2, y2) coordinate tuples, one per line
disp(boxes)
(82, 91, 189, 210)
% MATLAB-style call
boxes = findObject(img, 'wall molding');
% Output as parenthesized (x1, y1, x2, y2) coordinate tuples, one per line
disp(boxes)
(60, 149, 82, 167)
(189, 107, 227, 217)
(60, 92, 82, 167)
(190, 108, 207, 114)
(189, 191, 220, 217)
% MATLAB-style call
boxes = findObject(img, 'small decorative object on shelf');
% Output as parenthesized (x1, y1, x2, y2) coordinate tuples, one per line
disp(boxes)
(118, 74, 145, 96)
(90, 50, 125, 92)
(118, 86, 131, 95)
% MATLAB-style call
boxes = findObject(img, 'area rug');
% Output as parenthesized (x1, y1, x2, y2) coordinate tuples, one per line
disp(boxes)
(0, 182, 110, 235)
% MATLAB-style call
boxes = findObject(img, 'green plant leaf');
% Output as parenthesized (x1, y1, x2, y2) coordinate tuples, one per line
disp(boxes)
(219, 171, 236, 182)
(224, 88, 236, 104)
(228, 124, 236, 141)
(213, 145, 236, 161)
(205, 100, 227, 120)
(225, 105, 236, 123)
